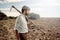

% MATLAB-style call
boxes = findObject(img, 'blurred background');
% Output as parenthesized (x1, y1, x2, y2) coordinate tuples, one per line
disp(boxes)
(0, 0, 60, 17)
(0, 0, 60, 40)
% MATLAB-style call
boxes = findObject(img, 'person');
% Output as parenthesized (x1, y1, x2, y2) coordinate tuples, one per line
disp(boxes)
(14, 5, 30, 40)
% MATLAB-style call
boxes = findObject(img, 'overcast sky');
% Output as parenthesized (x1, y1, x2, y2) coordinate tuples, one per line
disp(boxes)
(0, 0, 60, 17)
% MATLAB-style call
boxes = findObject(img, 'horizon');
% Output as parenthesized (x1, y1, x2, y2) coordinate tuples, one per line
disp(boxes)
(0, 0, 60, 17)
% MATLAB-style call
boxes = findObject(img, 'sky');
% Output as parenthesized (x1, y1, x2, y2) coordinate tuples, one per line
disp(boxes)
(0, 0, 60, 17)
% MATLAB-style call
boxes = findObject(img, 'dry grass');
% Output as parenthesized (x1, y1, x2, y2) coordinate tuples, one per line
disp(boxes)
(0, 18, 60, 40)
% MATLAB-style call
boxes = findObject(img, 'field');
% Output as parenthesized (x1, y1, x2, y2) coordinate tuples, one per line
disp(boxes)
(0, 18, 60, 40)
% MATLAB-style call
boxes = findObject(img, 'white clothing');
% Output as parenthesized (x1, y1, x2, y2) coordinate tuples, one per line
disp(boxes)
(14, 14, 28, 33)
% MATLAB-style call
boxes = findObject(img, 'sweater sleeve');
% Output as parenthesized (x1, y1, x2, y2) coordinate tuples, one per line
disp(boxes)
(14, 16, 20, 30)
